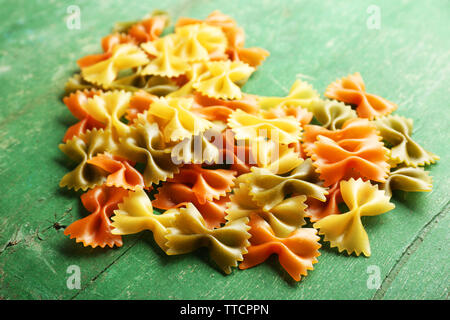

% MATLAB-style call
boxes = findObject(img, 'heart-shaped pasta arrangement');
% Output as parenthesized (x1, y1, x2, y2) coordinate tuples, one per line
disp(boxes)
(60, 10, 438, 282)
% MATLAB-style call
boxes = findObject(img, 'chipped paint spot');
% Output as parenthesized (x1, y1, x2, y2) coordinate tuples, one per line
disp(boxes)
(0, 66, 11, 73)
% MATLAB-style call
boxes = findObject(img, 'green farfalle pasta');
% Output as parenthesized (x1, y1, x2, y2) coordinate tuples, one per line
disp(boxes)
(115, 120, 180, 186)
(65, 72, 179, 96)
(381, 166, 433, 198)
(309, 99, 357, 130)
(226, 175, 307, 237)
(165, 203, 251, 274)
(375, 115, 439, 167)
(243, 159, 327, 211)
(59, 128, 118, 191)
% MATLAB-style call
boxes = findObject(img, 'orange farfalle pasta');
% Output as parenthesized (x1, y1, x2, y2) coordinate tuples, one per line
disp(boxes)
(325, 72, 397, 120)
(128, 13, 169, 43)
(239, 214, 321, 282)
(152, 183, 228, 228)
(167, 164, 237, 204)
(62, 90, 105, 142)
(87, 153, 145, 190)
(64, 186, 129, 248)
(305, 182, 343, 222)
(191, 92, 259, 122)
(76, 13, 168, 68)
(304, 118, 389, 186)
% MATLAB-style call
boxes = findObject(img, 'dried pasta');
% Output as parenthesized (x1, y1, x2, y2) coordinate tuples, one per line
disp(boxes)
(304, 118, 390, 186)
(59, 9, 439, 283)
(375, 115, 439, 167)
(314, 178, 395, 256)
(239, 214, 320, 282)
(165, 203, 251, 274)
(381, 166, 433, 198)
(325, 72, 397, 120)
(64, 186, 129, 248)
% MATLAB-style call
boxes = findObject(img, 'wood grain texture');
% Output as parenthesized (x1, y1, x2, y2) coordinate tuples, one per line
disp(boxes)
(0, 0, 449, 299)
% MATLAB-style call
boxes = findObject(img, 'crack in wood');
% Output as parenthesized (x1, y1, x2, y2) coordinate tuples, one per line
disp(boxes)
(372, 200, 450, 300)
(69, 235, 143, 300)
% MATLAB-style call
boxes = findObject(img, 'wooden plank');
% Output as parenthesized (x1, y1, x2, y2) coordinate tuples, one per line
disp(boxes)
(381, 204, 449, 300)
(0, 0, 449, 299)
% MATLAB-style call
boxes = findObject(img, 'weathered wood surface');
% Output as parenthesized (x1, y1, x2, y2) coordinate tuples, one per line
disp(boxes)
(0, 0, 448, 299)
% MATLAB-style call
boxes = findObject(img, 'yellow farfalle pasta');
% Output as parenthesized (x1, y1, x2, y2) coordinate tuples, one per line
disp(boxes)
(116, 120, 180, 186)
(141, 35, 191, 77)
(83, 90, 132, 138)
(170, 129, 220, 165)
(375, 115, 439, 167)
(174, 23, 228, 62)
(314, 178, 395, 257)
(82, 43, 149, 87)
(165, 203, 251, 274)
(59, 128, 118, 191)
(111, 189, 179, 250)
(228, 109, 302, 145)
(143, 96, 214, 142)
(192, 60, 254, 99)
(258, 79, 321, 110)
(226, 176, 307, 237)
(246, 138, 303, 174)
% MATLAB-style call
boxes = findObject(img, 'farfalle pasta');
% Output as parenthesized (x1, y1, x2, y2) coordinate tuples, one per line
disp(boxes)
(303, 118, 390, 186)
(314, 178, 395, 256)
(240, 214, 321, 282)
(87, 153, 145, 190)
(176, 10, 269, 67)
(145, 96, 214, 142)
(375, 115, 439, 167)
(62, 89, 104, 142)
(325, 72, 397, 120)
(228, 109, 302, 145)
(64, 186, 129, 248)
(381, 166, 433, 198)
(173, 23, 228, 62)
(226, 176, 307, 237)
(59, 9, 439, 284)
(192, 60, 255, 100)
(258, 80, 321, 111)
(153, 183, 228, 229)
(83, 90, 132, 137)
(59, 128, 119, 191)
(244, 159, 327, 211)
(166, 164, 237, 204)
(111, 189, 179, 250)
(165, 203, 251, 274)
(309, 99, 357, 130)
(81, 43, 149, 88)
(141, 36, 191, 77)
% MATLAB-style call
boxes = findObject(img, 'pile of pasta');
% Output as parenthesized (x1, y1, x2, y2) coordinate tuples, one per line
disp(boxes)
(60, 10, 439, 282)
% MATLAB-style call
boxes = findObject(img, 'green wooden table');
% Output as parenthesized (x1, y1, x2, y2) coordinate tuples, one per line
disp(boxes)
(0, 0, 448, 300)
